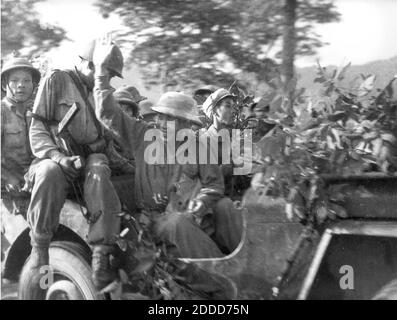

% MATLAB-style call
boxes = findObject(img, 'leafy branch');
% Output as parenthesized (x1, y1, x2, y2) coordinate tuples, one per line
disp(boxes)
(252, 63, 397, 226)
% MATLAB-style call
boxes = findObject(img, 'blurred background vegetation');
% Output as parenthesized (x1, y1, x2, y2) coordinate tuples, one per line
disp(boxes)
(1, 0, 396, 98)
(1, 0, 67, 57)
(94, 0, 340, 92)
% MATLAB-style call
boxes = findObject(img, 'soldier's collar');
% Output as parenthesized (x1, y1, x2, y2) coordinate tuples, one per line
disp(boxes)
(4, 96, 20, 111)
(3, 97, 29, 117)
(74, 67, 93, 93)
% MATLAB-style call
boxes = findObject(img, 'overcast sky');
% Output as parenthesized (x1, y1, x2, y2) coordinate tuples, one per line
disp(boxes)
(35, 0, 124, 68)
(299, 0, 397, 67)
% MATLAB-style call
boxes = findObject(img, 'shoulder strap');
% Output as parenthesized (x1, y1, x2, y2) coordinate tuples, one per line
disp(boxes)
(63, 69, 103, 138)
(30, 112, 58, 126)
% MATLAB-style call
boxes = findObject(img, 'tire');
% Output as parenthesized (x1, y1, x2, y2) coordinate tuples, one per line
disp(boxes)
(372, 279, 397, 300)
(18, 241, 103, 300)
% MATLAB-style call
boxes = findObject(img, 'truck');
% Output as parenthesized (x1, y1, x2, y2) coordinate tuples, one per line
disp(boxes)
(1, 173, 397, 300)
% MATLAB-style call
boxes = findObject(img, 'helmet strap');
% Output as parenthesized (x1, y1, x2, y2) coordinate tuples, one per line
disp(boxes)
(6, 82, 34, 104)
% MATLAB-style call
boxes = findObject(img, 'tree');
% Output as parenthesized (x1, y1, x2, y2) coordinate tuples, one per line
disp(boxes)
(281, 0, 297, 85)
(95, 0, 340, 92)
(1, 0, 67, 58)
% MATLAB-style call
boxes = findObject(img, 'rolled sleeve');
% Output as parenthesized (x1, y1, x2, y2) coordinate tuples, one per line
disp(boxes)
(29, 71, 66, 160)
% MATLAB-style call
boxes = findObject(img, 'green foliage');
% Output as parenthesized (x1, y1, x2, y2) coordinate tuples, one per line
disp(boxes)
(1, 0, 67, 58)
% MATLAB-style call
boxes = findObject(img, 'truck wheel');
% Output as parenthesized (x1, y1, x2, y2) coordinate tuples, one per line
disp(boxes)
(372, 279, 397, 300)
(18, 241, 103, 300)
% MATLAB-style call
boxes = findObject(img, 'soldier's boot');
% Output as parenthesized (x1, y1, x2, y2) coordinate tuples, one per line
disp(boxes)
(91, 245, 117, 292)
(19, 245, 50, 300)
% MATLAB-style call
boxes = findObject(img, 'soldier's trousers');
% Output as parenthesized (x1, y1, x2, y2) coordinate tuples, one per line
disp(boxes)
(153, 197, 243, 259)
(27, 153, 121, 247)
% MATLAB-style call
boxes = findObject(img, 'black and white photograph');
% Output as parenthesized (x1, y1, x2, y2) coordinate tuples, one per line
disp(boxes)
(1, 0, 397, 305)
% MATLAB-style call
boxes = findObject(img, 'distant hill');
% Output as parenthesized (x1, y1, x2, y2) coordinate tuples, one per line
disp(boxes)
(297, 55, 397, 96)
(112, 55, 397, 102)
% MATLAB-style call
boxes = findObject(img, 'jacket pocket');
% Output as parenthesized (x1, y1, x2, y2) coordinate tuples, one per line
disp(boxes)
(4, 126, 25, 147)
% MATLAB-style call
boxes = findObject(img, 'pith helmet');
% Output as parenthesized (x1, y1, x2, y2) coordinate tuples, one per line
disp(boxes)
(139, 100, 156, 116)
(194, 85, 217, 96)
(79, 39, 124, 78)
(114, 87, 135, 106)
(1, 57, 41, 90)
(151, 92, 202, 125)
(123, 86, 147, 103)
(202, 88, 235, 119)
(79, 40, 96, 62)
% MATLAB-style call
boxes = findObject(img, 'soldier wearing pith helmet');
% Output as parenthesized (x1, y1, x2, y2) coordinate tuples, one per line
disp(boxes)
(1, 56, 41, 198)
(193, 85, 217, 128)
(1, 56, 41, 99)
(193, 85, 217, 105)
(151, 91, 203, 131)
(114, 85, 146, 119)
(93, 37, 241, 259)
(20, 37, 125, 298)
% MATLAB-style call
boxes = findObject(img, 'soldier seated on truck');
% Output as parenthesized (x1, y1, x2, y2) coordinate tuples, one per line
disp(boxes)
(201, 88, 252, 197)
(114, 85, 146, 119)
(193, 85, 217, 128)
(20, 39, 126, 299)
(109, 85, 148, 174)
(1, 56, 41, 213)
(93, 37, 243, 258)
(1, 56, 41, 264)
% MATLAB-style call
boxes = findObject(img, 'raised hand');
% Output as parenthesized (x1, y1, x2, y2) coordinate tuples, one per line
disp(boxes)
(92, 33, 116, 75)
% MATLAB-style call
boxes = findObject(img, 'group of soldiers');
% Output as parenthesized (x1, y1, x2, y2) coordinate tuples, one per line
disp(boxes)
(1, 38, 246, 297)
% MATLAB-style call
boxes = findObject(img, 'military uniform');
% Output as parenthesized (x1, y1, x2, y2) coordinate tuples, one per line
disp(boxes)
(201, 89, 240, 193)
(95, 78, 242, 258)
(28, 69, 121, 247)
(1, 97, 34, 187)
(1, 97, 34, 221)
